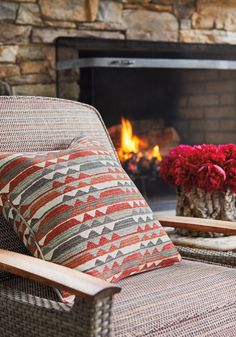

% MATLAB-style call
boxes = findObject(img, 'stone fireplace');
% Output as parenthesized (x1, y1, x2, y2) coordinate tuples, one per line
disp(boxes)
(1, 0, 236, 144)
(1, 0, 236, 96)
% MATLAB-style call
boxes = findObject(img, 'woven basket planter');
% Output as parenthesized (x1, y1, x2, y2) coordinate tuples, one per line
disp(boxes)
(176, 186, 236, 237)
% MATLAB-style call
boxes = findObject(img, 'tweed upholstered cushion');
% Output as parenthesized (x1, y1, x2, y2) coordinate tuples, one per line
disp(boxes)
(114, 260, 236, 337)
(0, 137, 181, 301)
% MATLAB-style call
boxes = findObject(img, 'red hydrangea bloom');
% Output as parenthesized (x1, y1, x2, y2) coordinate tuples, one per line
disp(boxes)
(160, 144, 236, 193)
(224, 159, 236, 193)
(196, 163, 226, 192)
(159, 145, 197, 190)
(218, 144, 236, 160)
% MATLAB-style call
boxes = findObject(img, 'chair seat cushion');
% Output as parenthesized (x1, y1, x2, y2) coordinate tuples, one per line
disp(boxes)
(114, 260, 236, 337)
(0, 137, 180, 302)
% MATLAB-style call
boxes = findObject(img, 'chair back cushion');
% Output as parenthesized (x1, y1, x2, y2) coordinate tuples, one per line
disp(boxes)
(0, 96, 118, 280)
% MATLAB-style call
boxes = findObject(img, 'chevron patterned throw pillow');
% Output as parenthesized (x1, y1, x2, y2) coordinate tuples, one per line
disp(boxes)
(0, 137, 181, 302)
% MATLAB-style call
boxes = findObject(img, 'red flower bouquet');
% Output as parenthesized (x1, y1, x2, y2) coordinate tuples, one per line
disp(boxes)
(160, 144, 236, 193)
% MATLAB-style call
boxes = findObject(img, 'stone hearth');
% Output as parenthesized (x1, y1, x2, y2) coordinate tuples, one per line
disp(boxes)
(1, 0, 236, 98)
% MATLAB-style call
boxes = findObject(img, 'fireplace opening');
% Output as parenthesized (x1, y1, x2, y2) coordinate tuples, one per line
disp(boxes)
(56, 38, 236, 211)
(80, 67, 179, 128)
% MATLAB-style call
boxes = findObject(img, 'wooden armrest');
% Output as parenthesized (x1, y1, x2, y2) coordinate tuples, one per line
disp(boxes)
(157, 215, 236, 235)
(0, 249, 121, 300)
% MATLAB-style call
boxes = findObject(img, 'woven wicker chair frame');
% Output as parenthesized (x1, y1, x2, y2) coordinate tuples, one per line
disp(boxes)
(0, 96, 121, 337)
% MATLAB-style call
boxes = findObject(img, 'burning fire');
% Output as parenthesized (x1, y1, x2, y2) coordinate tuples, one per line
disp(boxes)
(118, 118, 139, 160)
(152, 145, 162, 161)
(118, 117, 162, 163)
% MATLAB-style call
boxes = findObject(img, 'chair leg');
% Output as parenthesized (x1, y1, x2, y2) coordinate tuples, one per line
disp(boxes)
(73, 296, 113, 337)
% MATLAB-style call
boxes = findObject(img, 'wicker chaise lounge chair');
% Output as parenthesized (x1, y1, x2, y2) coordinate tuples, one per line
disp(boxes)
(0, 96, 236, 337)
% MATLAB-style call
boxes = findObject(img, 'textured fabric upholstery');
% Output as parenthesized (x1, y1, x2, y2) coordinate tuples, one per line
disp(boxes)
(0, 96, 116, 154)
(0, 96, 118, 281)
(114, 260, 236, 337)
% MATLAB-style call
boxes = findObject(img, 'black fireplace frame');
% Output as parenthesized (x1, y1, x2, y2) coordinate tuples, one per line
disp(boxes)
(56, 38, 236, 86)
(56, 38, 236, 124)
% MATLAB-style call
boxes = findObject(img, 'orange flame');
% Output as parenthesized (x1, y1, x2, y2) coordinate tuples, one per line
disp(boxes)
(152, 145, 162, 161)
(118, 118, 139, 160)
(117, 117, 162, 163)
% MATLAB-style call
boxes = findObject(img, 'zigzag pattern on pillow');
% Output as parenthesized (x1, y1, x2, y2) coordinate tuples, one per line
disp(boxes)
(0, 137, 181, 301)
